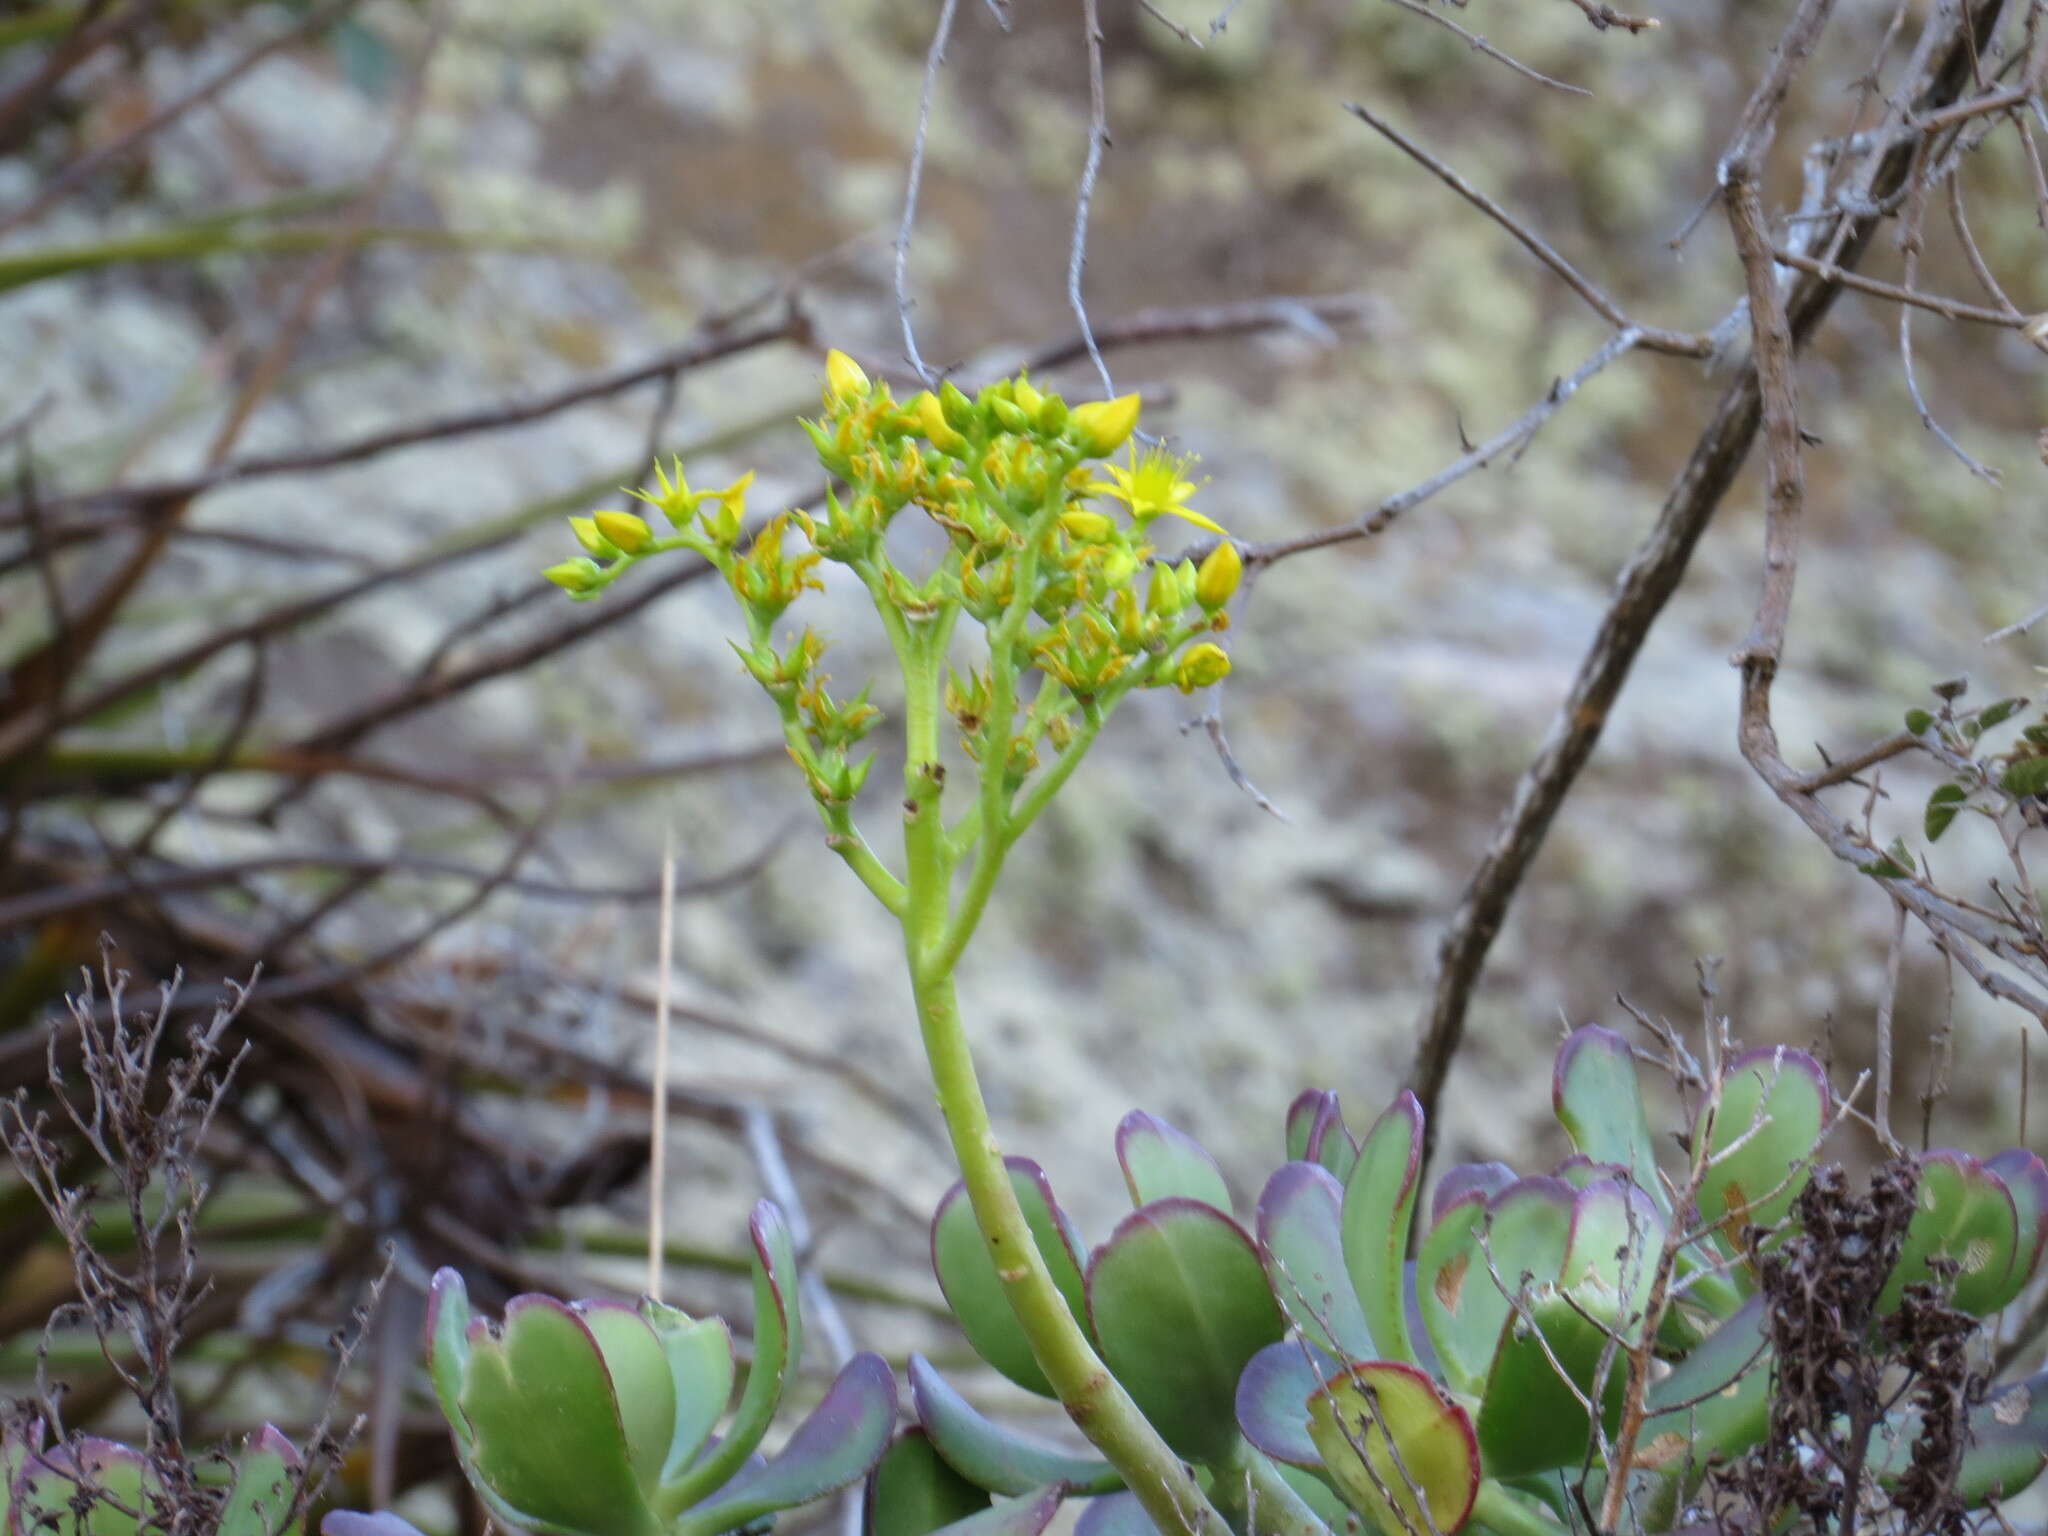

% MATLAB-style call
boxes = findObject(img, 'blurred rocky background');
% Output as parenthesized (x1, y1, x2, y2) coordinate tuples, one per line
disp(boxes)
(3, 0, 2045, 1512)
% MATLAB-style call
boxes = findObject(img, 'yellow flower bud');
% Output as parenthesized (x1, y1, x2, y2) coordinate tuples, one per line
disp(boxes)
(1174, 642, 1232, 693)
(1012, 372, 1045, 417)
(913, 391, 966, 454)
(569, 515, 615, 558)
(825, 348, 871, 402)
(1060, 510, 1116, 543)
(1036, 392, 1068, 434)
(1195, 540, 1243, 610)
(593, 509, 654, 555)
(1069, 393, 1141, 457)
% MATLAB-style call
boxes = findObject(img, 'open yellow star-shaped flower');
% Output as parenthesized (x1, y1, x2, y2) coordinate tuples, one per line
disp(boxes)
(1084, 447, 1225, 535)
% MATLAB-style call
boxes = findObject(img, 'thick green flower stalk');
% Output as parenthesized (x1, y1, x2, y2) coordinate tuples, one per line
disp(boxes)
(547, 353, 1246, 1536)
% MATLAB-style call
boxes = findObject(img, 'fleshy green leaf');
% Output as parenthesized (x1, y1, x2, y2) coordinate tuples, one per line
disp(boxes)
(663, 1201, 800, 1510)
(931, 1160, 1092, 1397)
(1905, 708, 1935, 735)
(1552, 1026, 1665, 1213)
(425, 1268, 476, 1455)
(1257, 1162, 1375, 1358)
(1235, 1340, 1331, 1468)
(1416, 1195, 1490, 1393)
(1881, 1152, 2019, 1316)
(1116, 1111, 1232, 1214)
(644, 1306, 734, 1485)
(1306, 1362, 1480, 1536)
(577, 1302, 678, 1494)
(1954, 1369, 2048, 1504)
(457, 1295, 660, 1536)
(1435, 1177, 1573, 1390)
(1989, 1149, 2048, 1300)
(1695, 1047, 1830, 1262)
(677, 1354, 895, 1536)
(1642, 1295, 1772, 1480)
(218, 1426, 302, 1536)
(9, 1436, 158, 1536)
(865, 1432, 990, 1536)
(1476, 1182, 1663, 1478)
(1340, 1094, 1425, 1367)
(1086, 1199, 1285, 1462)
(1285, 1092, 1358, 1182)
(1430, 1164, 1516, 1224)
(1978, 698, 2026, 731)
(907, 1355, 1120, 1497)
(1925, 783, 1969, 841)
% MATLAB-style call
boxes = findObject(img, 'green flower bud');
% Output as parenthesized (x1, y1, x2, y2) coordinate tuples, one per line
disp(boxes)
(570, 516, 618, 559)
(939, 379, 977, 432)
(990, 397, 1033, 434)
(544, 558, 603, 595)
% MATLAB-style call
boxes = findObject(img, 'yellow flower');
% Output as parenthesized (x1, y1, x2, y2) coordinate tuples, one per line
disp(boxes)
(1086, 447, 1224, 535)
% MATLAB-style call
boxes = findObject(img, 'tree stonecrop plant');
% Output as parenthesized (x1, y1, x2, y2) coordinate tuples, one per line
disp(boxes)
(546, 353, 1249, 1536)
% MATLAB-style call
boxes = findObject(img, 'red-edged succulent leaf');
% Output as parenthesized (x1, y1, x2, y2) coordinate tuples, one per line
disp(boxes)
(219, 1425, 304, 1536)
(1552, 1026, 1665, 1212)
(575, 1301, 678, 1494)
(907, 1356, 1120, 1497)
(1954, 1369, 2048, 1504)
(1430, 1163, 1515, 1226)
(864, 1430, 990, 1536)
(1235, 1340, 1333, 1468)
(1695, 1046, 1831, 1260)
(931, 1159, 1092, 1398)
(676, 1353, 894, 1536)
(1340, 1094, 1425, 1367)
(1426, 1177, 1572, 1390)
(642, 1303, 735, 1485)
(1642, 1295, 1772, 1482)
(1476, 1180, 1663, 1478)
(1087, 1198, 1284, 1462)
(1554, 1155, 1628, 1190)
(1417, 1190, 1494, 1394)
(455, 1292, 661, 1536)
(1882, 1152, 2020, 1316)
(9, 1435, 158, 1536)
(1285, 1091, 1358, 1183)
(1116, 1111, 1232, 1214)
(1305, 1362, 1480, 1536)
(425, 1267, 476, 1455)
(1989, 1149, 2048, 1298)
(1257, 1162, 1375, 1358)
(665, 1201, 801, 1508)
